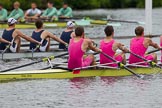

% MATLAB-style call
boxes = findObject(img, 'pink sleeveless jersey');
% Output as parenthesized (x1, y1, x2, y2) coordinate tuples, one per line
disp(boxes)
(100, 39, 122, 67)
(68, 38, 84, 69)
(129, 37, 153, 64)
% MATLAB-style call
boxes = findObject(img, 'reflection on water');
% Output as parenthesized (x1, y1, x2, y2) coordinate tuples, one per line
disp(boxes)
(100, 77, 122, 86)
(70, 77, 96, 89)
(0, 75, 162, 108)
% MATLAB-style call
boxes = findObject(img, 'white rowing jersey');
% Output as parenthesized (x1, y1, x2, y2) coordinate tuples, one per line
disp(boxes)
(26, 8, 41, 16)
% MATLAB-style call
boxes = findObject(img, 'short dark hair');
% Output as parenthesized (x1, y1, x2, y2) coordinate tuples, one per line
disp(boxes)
(104, 26, 114, 36)
(35, 20, 43, 29)
(135, 26, 144, 36)
(48, 1, 53, 5)
(75, 26, 84, 36)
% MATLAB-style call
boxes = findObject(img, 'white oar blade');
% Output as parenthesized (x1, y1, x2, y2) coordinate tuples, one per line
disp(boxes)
(75, 20, 91, 26)
(107, 23, 121, 27)
(138, 21, 145, 25)
(44, 24, 58, 27)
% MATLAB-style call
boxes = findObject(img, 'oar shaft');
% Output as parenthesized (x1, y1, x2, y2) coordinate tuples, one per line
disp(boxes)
(101, 52, 117, 63)
(129, 51, 162, 69)
(0, 52, 68, 72)
(123, 66, 142, 78)
(101, 52, 143, 79)
(147, 48, 162, 54)
(129, 52, 148, 62)
(108, 19, 138, 24)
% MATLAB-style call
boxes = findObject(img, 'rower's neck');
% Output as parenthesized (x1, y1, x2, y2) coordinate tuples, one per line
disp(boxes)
(36, 28, 43, 31)
(136, 35, 143, 38)
(75, 36, 82, 39)
(8, 26, 15, 29)
(66, 28, 73, 31)
(105, 36, 113, 40)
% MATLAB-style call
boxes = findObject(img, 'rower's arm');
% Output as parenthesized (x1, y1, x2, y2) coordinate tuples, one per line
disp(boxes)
(149, 39, 161, 49)
(117, 43, 129, 53)
(0, 9, 7, 20)
(24, 10, 29, 17)
(41, 9, 48, 16)
(34, 10, 42, 17)
(88, 40, 101, 53)
(47, 32, 67, 45)
(64, 8, 72, 17)
(47, 8, 57, 17)
(0, 38, 10, 44)
(70, 32, 75, 38)
(16, 30, 41, 45)
(7, 10, 14, 19)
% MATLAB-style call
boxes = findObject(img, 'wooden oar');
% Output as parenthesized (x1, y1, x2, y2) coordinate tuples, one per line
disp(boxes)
(101, 52, 143, 78)
(147, 48, 162, 54)
(107, 19, 145, 25)
(0, 52, 69, 72)
(129, 51, 162, 69)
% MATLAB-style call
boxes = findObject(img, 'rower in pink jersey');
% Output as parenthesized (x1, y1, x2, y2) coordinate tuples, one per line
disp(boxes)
(129, 26, 160, 65)
(68, 26, 101, 70)
(100, 26, 129, 67)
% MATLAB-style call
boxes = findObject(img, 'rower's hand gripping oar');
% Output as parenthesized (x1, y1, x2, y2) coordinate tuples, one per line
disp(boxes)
(0, 52, 69, 72)
(1, 38, 15, 60)
(32, 39, 44, 52)
(101, 52, 143, 79)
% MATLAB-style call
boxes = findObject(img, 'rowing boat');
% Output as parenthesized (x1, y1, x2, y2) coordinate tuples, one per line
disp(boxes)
(0, 20, 109, 29)
(0, 67, 160, 82)
(0, 22, 66, 29)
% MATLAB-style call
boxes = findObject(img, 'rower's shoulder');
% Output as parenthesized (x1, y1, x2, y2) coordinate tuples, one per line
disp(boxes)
(84, 38, 91, 42)
(83, 38, 92, 44)
(144, 37, 151, 41)
(11, 28, 18, 32)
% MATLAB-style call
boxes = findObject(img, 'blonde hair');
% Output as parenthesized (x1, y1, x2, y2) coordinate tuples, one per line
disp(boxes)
(14, 1, 20, 6)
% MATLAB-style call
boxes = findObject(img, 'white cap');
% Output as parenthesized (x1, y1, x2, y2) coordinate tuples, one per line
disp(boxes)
(67, 21, 75, 28)
(8, 18, 17, 25)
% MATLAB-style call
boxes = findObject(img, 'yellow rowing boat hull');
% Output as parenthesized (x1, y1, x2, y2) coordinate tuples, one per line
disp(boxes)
(0, 20, 109, 29)
(0, 22, 67, 29)
(0, 67, 160, 82)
